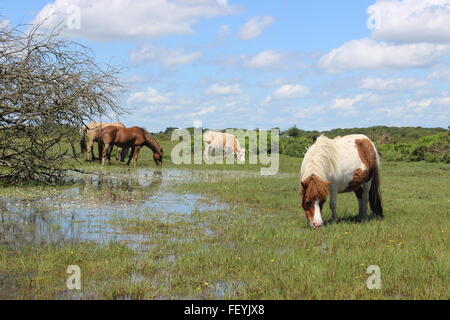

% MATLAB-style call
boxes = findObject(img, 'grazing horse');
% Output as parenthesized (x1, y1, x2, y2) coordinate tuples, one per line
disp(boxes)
(203, 130, 245, 162)
(300, 134, 383, 229)
(100, 126, 164, 166)
(80, 121, 129, 162)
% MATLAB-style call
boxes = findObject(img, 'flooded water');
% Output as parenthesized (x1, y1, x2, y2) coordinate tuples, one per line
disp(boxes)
(0, 168, 297, 299)
(0, 169, 230, 249)
(211, 280, 248, 298)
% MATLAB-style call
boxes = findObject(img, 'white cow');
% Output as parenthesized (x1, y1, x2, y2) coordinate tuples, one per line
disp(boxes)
(203, 130, 245, 163)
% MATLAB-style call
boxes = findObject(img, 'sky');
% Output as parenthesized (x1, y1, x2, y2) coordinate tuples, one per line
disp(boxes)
(1, 0, 449, 132)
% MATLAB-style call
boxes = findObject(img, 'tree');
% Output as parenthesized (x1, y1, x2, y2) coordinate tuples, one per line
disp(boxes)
(286, 125, 301, 138)
(0, 20, 125, 184)
(163, 127, 178, 135)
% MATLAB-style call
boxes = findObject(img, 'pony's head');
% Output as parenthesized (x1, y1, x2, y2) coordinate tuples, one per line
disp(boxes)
(144, 129, 163, 166)
(237, 149, 245, 163)
(153, 148, 164, 166)
(300, 174, 330, 229)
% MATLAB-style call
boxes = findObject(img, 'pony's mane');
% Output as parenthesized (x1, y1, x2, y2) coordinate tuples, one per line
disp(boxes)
(301, 174, 330, 201)
(301, 135, 338, 181)
(86, 121, 124, 130)
(144, 129, 163, 153)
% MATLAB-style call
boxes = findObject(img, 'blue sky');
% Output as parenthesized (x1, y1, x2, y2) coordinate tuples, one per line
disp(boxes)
(1, 0, 449, 132)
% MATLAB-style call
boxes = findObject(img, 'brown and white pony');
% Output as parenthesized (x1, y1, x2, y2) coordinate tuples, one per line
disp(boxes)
(300, 134, 383, 229)
(99, 126, 164, 167)
(80, 121, 129, 162)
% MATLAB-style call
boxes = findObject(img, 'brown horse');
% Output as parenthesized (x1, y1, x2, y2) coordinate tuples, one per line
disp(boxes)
(80, 121, 129, 162)
(100, 126, 164, 166)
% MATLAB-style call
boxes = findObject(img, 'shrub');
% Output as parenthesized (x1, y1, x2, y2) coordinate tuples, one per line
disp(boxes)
(378, 133, 449, 163)
(280, 137, 312, 158)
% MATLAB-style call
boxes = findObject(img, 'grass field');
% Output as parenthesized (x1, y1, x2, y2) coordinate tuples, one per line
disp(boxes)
(0, 141, 448, 299)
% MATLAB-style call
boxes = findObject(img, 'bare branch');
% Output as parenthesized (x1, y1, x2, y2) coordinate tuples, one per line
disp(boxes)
(0, 20, 126, 184)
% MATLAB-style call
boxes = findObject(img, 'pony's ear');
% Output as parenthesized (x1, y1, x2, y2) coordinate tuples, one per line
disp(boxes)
(301, 181, 308, 190)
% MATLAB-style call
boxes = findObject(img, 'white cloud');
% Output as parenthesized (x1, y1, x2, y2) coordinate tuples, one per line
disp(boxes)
(181, 106, 218, 118)
(260, 96, 272, 106)
(164, 105, 184, 112)
(0, 20, 10, 29)
(128, 88, 172, 105)
(331, 94, 371, 110)
(377, 96, 450, 121)
(239, 15, 275, 40)
(130, 46, 202, 66)
(272, 84, 310, 99)
(262, 84, 310, 106)
(370, 0, 450, 44)
(293, 105, 326, 119)
(406, 96, 450, 112)
(33, 0, 240, 41)
(320, 1, 450, 71)
(360, 77, 430, 91)
(196, 106, 217, 116)
(319, 38, 450, 71)
(224, 50, 308, 69)
(216, 24, 230, 39)
(120, 75, 145, 86)
(245, 50, 284, 68)
(428, 68, 450, 82)
(204, 83, 242, 96)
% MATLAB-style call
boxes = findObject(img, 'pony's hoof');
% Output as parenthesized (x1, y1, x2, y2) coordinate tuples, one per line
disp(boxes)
(358, 216, 369, 222)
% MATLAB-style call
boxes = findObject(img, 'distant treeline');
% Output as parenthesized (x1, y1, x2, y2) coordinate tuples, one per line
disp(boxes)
(280, 126, 449, 163)
(157, 125, 449, 163)
(158, 125, 446, 142)
(281, 125, 447, 143)
(25, 124, 448, 163)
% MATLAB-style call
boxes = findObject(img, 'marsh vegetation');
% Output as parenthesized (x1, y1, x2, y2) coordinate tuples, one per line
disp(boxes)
(0, 139, 448, 299)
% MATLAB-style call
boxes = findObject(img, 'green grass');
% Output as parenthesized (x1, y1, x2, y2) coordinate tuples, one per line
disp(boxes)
(0, 140, 449, 299)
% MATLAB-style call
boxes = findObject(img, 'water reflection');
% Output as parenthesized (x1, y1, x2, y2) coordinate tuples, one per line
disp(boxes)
(75, 169, 163, 206)
(0, 169, 226, 248)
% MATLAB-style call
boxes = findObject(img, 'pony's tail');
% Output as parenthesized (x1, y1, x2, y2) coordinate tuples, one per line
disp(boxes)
(80, 126, 87, 156)
(369, 161, 383, 218)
